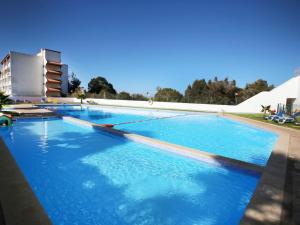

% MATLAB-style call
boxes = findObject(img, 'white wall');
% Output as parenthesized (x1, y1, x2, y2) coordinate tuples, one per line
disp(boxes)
(11, 96, 43, 102)
(232, 75, 300, 113)
(52, 97, 234, 112)
(10, 52, 43, 97)
(85, 98, 235, 112)
(43, 49, 61, 62)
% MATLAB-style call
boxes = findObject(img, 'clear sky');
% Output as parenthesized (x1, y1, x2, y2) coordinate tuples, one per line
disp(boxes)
(0, 0, 300, 95)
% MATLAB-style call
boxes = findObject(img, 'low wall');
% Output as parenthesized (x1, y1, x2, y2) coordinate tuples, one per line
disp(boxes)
(11, 96, 43, 103)
(50, 97, 259, 113)
(84, 98, 235, 112)
(10, 96, 264, 113)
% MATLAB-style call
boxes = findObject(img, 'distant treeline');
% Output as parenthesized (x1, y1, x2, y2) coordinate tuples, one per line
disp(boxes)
(68, 74, 274, 105)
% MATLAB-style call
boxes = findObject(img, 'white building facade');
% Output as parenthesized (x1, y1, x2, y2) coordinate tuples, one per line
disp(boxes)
(0, 49, 68, 98)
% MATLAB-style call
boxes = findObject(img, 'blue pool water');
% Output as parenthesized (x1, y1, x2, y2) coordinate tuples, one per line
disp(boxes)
(0, 118, 258, 225)
(47, 106, 278, 166)
(118, 114, 278, 166)
(46, 105, 182, 125)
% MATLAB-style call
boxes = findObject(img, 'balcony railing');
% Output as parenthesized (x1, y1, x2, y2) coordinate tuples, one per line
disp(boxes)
(46, 61, 62, 66)
(47, 78, 61, 83)
(46, 69, 62, 75)
(46, 87, 61, 92)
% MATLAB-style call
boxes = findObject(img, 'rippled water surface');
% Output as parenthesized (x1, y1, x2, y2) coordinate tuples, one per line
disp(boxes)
(0, 118, 258, 225)
(48, 105, 182, 125)
(47, 105, 278, 166)
(118, 114, 278, 166)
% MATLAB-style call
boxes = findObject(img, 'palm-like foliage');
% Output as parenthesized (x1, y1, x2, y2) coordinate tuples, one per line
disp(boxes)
(77, 93, 86, 104)
(261, 105, 271, 115)
(0, 92, 12, 110)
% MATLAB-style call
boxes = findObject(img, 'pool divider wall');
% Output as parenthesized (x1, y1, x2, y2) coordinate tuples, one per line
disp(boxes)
(0, 139, 53, 225)
(62, 116, 264, 174)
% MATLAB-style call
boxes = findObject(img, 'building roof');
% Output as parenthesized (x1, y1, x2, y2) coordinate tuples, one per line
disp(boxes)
(41, 48, 61, 53)
(1, 53, 10, 65)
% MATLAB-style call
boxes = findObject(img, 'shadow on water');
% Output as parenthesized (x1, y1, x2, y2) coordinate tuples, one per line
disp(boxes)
(1, 119, 225, 225)
(103, 123, 298, 225)
(1, 120, 132, 224)
(238, 147, 297, 225)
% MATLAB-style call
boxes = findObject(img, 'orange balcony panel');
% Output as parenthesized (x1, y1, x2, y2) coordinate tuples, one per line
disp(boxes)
(46, 73, 61, 80)
(46, 69, 62, 75)
(47, 78, 61, 83)
(47, 61, 62, 66)
(47, 87, 61, 92)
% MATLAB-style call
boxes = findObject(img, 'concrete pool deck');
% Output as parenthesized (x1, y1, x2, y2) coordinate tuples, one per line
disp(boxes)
(0, 111, 299, 224)
(6, 108, 57, 117)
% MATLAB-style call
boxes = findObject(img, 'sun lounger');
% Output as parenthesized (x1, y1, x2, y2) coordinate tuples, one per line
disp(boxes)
(265, 111, 284, 121)
(275, 111, 300, 124)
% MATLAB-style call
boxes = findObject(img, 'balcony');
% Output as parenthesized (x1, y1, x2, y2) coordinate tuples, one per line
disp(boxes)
(46, 73, 61, 81)
(46, 87, 61, 97)
(46, 61, 62, 66)
(46, 69, 62, 75)
(47, 78, 61, 84)
(46, 87, 61, 92)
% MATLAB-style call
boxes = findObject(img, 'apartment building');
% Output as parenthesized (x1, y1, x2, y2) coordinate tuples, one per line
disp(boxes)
(0, 49, 68, 98)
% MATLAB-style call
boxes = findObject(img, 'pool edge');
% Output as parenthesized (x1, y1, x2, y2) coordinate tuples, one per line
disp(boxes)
(0, 139, 53, 225)
(223, 114, 295, 225)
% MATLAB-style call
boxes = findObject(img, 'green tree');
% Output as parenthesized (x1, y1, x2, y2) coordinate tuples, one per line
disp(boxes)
(77, 93, 86, 104)
(184, 79, 208, 103)
(183, 77, 241, 105)
(131, 94, 148, 101)
(88, 76, 116, 95)
(68, 73, 81, 94)
(117, 91, 132, 100)
(154, 87, 183, 102)
(240, 79, 274, 101)
(0, 92, 12, 110)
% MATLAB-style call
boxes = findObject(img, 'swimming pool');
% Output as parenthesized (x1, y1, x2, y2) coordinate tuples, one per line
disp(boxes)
(118, 114, 278, 166)
(0, 118, 258, 225)
(45, 105, 183, 125)
(45, 105, 278, 166)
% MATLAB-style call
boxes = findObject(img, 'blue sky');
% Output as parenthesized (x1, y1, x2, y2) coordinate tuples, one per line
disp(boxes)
(0, 0, 300, 95)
